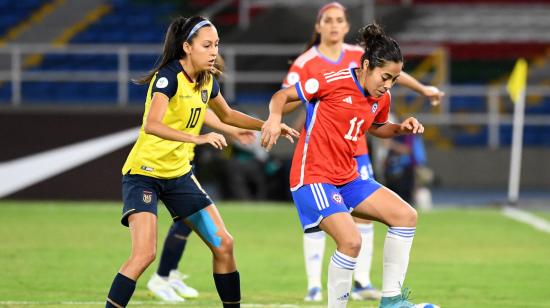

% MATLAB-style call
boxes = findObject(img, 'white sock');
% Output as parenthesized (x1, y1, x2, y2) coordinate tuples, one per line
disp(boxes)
(328, 250, 356, 307)
(304, 231, 325, 290)
(382, 227, 415, 297)
(353, 223, 374, 287)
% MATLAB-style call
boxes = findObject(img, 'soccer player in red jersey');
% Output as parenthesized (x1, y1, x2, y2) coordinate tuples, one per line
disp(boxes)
(282, 2, 444, 302)
(262, 23, 439, 308)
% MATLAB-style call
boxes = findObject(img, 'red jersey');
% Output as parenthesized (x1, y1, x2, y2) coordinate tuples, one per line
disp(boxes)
(289, 68, 391, 189)
(283, 44, 369, 156)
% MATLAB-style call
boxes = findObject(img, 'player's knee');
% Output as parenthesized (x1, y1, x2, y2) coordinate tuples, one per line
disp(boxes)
(405, 206, 418, 226)
(213, 232, 234, 258)
(131, 250, 156, 269)
(338, 233, 361, 256)
(387, 200, 418, 227)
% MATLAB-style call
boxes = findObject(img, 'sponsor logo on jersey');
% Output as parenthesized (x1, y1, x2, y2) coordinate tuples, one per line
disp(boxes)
(372, 102, 378, 113)
(140, 165, 154, 172)
(332, 192, 343, 204)
(201, 90, 208, 103)
(349, 61, 358, 68)
(143, 190, 153, 204)
(156, 77, 168, 88)
(305, 78, 319, 94)
(342, 96, 352, 104)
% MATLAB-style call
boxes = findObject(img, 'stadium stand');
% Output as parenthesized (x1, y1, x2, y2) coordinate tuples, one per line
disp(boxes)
(1, 0, 549, 146)
(0, 0, 44, 38)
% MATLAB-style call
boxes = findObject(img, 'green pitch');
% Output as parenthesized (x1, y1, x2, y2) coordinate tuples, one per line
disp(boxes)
(0, 201, 549, 307)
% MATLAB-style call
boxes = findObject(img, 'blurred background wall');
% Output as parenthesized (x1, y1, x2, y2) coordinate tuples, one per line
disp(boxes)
(1, 0, 549, 202)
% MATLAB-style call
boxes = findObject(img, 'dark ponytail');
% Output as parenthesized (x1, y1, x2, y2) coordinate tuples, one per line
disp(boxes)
(135, 16, 215, 92)
(358, 22, 403, 69)
(303, 31, 321, 54)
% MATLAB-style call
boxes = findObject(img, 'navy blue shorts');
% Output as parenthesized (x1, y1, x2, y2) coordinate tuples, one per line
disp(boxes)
(121, 171, 213, 227)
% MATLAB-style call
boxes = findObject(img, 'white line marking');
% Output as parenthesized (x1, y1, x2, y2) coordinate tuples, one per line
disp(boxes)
(0, 301, 322, 307)
(502, 206, 550, 233)
(0, 127, 139, 198)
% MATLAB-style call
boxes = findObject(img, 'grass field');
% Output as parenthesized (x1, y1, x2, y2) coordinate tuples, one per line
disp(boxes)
(1, 201, 550, 308)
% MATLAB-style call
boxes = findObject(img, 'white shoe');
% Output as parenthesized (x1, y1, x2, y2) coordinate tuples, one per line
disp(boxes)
(147, 273, 185, 302)
(304, 286, 322, 301)
(169, 270, 199, 298)
(351, 282, 382, 300)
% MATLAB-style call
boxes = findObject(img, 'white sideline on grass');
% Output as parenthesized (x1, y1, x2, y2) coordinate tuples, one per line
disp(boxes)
(503, 206, 550, 234)
(0, 302, 331, 307)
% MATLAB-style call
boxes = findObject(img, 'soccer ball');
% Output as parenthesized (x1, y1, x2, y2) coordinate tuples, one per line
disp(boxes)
(415, 304, 440, 308)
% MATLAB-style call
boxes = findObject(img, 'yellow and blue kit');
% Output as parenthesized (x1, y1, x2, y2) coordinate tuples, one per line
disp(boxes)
(120, 59, 219, 227)
(122, 59, 219, 179)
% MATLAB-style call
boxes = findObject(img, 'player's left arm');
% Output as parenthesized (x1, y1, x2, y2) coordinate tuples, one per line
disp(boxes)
(261, 85, 302, 151)
(397, 71, 445, 106)
(368, 117, 424, 138)
(208, 93, 264, 130)
(204, 108, 255, 145)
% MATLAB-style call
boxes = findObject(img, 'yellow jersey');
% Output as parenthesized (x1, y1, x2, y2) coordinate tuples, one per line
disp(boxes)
(122, 60, 220, 179)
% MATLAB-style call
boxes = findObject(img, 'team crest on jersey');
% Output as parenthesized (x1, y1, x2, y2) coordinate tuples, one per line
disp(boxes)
(201, 90, 208, 103)
(372, 102, 378, 113)
(142, 190, 153, 204)
(332, 192, 343, 204)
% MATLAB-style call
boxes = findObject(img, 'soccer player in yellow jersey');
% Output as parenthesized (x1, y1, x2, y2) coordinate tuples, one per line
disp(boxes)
(146, 108, 256, 302)
(105, 16, 298, 308)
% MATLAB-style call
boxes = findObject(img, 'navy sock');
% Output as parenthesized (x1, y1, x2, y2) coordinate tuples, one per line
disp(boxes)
(157, 220, 192, 277)
(106, 272, 135, 308)
(214, 271, 241, 308)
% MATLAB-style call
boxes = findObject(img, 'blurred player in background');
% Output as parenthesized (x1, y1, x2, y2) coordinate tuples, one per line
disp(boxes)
(105, 16, 298, 308)
(281, 2, 444, 302)
(262, 23, 438, 308)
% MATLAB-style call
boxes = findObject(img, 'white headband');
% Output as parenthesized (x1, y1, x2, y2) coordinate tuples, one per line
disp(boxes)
(186, 20, 212, 41)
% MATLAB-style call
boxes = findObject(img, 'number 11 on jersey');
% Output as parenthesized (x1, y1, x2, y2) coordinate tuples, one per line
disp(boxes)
(344, 117, 364, 141)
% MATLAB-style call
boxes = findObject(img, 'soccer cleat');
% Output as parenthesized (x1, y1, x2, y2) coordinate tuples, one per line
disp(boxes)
(168, 270, 199, 298)
(378, 288, 440, 308)
(303, 286, 322, 302)
(351, 281, 382, 300)
(147, 273, 185, 302)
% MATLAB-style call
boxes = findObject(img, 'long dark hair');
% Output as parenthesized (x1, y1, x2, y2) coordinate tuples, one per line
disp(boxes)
(303, 2, 348, 53)
(358, 23, 403, 69)
(135, 16, 216, 92)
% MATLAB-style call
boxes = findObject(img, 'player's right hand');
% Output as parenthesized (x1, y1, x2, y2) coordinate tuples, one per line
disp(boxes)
(280, 123, 300, 143)
(422, 85, 445, 106)
(197, 132, 227, 149)
(261, 117, 282, 152)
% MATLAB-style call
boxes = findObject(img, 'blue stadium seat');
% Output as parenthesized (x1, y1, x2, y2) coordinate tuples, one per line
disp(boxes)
(450, 96, 487, 112)
(24, 0, 176, 106)
(0, 1, 42, 35)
